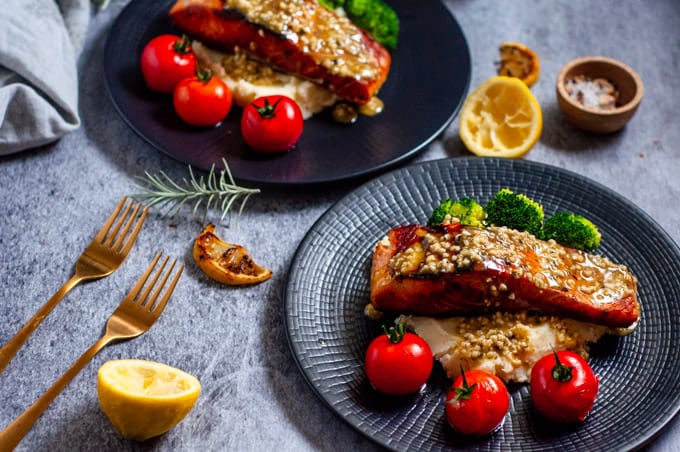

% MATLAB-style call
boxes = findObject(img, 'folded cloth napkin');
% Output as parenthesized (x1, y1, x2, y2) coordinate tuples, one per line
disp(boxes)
(0, 0, 90, 155)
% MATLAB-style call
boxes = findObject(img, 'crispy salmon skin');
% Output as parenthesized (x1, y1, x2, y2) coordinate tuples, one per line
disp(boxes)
(369, 223, 640, 329)
(169, 0, 391, 104)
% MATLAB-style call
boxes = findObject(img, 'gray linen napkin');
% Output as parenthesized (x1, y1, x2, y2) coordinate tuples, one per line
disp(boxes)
(0, 0, 90, 155)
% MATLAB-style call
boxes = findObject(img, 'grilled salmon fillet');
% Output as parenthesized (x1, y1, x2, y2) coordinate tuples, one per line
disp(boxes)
(369, 223, 640, 329)
(169, 0, 392, 105)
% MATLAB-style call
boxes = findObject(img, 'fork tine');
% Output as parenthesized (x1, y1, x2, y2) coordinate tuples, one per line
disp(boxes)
(125, 252, 162, 301)
(99, 198, 134, 246)
(136, 255, 169, 305)
(148, 263, 184, 315)
(145, 260, 183, 311)
(118, 207, 149, 255)
(104, 201, 139, 249)
(144, 259, 176, 307)
(110, 202, 144, 251)
(93, 197, 128, 242)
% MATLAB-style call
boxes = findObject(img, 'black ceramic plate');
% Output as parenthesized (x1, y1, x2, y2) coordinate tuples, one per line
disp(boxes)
(284, 157, 680, 451)
(103, 0, 470, 185)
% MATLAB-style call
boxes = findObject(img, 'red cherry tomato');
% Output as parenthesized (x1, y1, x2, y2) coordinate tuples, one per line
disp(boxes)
(240, 95, 304, 153)
(173, 69, 233, 127)
(530, 350, 599, 423)
(446, 368, 509, 436)
(140, 34, 197, 93)
(364, 324, 433, 396)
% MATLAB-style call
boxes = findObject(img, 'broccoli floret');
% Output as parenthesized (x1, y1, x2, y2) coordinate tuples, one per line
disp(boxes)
(318, 0, 344, 9)
(345, 0, 400, 50)
(485, 188, 544, 236)
(542, 212, 601, 251)
(344, 0, 367, 14)
(428, 199, 454, 226)
(450, 198, 485, 227)
(428, 198, 485, 227)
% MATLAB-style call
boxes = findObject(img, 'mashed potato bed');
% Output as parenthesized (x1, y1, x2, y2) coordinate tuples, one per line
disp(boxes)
(192, 41, 338, 119)
(398, 312, 612, 383)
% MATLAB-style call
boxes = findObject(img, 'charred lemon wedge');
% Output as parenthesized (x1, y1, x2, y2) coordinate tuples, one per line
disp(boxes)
(497, 42, 540, 88)
(193, 223, 272, 285)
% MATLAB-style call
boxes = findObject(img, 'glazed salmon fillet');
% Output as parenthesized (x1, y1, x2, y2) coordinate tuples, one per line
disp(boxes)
(369, 223, 640, 329)
(169, 0, 391, 104)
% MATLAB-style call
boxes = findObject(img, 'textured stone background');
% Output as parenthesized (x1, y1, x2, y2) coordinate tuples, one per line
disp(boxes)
(1, 0, 678, 450)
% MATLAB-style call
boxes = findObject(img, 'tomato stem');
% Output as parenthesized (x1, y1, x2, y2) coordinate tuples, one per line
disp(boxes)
(195, 67, 213, 83)
(174, 34, 192, 54)
(253, 97, 283, 119)
(450, 364, 477, 402)
(382, 323, 405, 344)
(551, 350, 574, 382)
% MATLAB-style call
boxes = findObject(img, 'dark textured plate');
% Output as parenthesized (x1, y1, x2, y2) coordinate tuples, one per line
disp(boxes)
(103, 0, 470, 185)
(284, 157, 680, 451)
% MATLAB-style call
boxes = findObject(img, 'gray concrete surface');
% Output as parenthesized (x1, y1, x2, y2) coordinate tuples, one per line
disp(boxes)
(1, 0, 678, 450)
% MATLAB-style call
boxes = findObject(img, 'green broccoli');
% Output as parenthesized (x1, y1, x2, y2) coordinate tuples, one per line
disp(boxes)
(542, 212, 601, 251)
(428, 197, 485, 227)
(428, 199, 455, 226)
(344, 0, 400, 50)
(485, 188, 544, 236)
(318, 0, 344, 9)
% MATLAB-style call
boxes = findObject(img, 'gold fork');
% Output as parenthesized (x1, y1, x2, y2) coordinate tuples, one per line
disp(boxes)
(0, 252, 184, 451)
(0, 197, 148, 374)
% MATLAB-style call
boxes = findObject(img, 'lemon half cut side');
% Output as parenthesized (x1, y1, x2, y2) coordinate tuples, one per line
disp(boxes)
(97, 359, 201, 441)
(458, 76, 543, 158)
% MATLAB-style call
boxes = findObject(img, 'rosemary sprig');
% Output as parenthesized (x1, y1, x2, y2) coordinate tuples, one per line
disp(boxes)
(131, 159, 260, 223)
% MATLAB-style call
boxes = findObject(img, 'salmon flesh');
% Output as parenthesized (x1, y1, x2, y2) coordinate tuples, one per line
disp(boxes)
(169, 0, 391, 104)
(369, 223, 640, 329)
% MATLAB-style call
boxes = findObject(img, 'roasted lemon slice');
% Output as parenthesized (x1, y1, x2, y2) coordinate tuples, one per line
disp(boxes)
(193, 223, 272, 285)
(497, 42, 540, 88)
(97, 359, 201, 441)
(458, 76, 543, 158)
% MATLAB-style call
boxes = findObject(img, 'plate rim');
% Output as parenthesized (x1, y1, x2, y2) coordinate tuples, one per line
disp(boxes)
(284, 156, 680, 451)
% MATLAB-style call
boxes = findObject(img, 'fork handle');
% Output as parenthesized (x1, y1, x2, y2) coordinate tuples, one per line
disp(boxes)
(0, 274, 84, 375)
(0, 336, 112, 451)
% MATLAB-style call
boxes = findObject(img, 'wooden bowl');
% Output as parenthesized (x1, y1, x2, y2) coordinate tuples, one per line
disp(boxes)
(556, 56, 643, 133)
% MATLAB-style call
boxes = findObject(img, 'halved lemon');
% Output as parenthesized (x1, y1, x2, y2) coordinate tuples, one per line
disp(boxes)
(97, 359, 201, 441)
(458, 76, 543, 158)
(497, 42, 540, 88)
(193, 223, 273, 285)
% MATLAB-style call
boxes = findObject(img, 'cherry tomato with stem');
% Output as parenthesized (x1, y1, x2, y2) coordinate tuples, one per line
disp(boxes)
(530, 350, 599, 423)
(364, 323, 433, 396)
(140, 34, 196, 93)
(173, 68, 233, 127)
(241, 95, 304, 153)
(446, 366, 510, 436)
